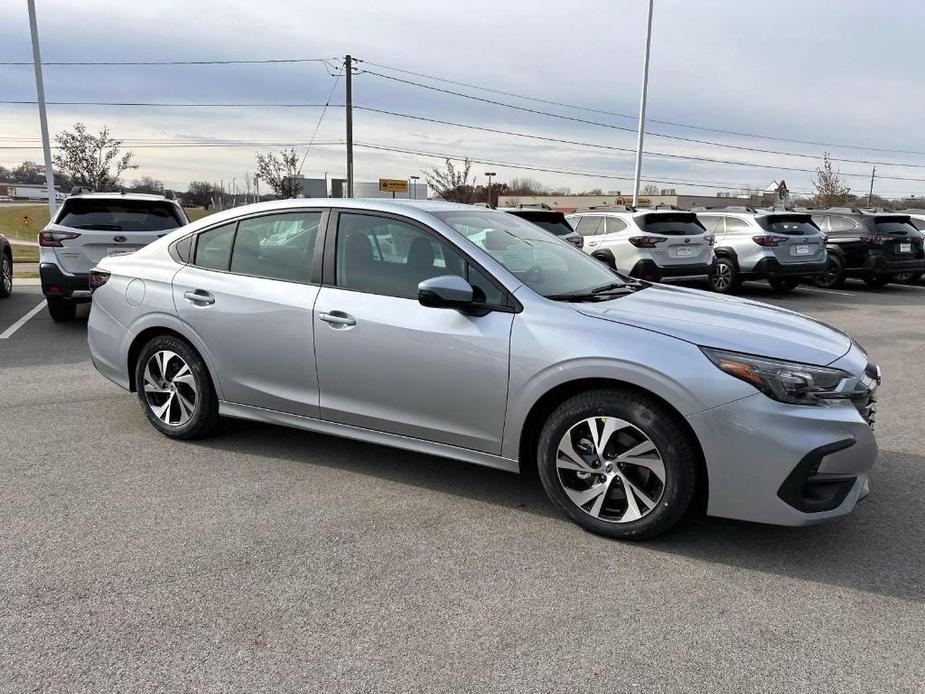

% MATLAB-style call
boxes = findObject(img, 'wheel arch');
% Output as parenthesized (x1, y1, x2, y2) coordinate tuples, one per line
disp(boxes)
(127, 325, 216, 395)
(713, 246, 739, 269)
(515, 377, 708, 512)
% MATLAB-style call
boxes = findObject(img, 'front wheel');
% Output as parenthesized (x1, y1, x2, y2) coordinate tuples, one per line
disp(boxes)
(708, 258, 739, 294)
(863, 274, 892, 288)
(769, 277, 800, 292)
(135, 334, 220, 440)
(0, 253, 11, 298)
(537, 389, 698, 540)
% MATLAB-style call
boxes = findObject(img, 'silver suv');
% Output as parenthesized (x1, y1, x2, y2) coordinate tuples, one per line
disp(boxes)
(87, 199, 879, 540)
(39, 189, 188, 321)
(565, 206, 715, 281)
(695, 207, 827, 293)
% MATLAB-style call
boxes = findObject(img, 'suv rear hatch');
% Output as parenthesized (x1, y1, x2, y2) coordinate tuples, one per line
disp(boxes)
(44, 198, 187, 274)
(636, 212, 712, 268)
(871, 216, 924, 261)
(756, 213, 826, 265)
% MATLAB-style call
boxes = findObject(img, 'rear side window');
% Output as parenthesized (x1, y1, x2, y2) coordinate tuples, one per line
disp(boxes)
(723, 217, 750, 232)
(698, 215, 723, 233)
(873, 217, 919, 236)
(574, 217, 603, 236)
(230, 211, 321, 282)
(605, 217, 628, 234)
(827, 215, 859, 232)
(57, 199, 185, 231)
(760, 215, 820, 236)
(637, 213, 706, 236)
(908, 218, 925, 232)
(194, 222, 237, 271)
(507, 211, 574, 237)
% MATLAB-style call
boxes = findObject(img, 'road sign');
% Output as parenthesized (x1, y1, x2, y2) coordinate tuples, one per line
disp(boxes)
(379, 178, 408, 193)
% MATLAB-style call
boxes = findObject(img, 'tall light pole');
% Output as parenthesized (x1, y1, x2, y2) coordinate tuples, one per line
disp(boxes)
(632, 0, 655, 208)
(231, 177, 237, 207)
(26, 0, 56, 216)
(409, 175, 420, 200)
(345, 55, 354, 198)
(484, 171, 496, 207)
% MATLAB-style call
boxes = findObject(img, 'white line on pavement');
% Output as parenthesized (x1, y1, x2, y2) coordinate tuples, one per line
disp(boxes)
(895, 284, 925, 290)
(798, 286, 856, 297)
(0, 300, 47, 339)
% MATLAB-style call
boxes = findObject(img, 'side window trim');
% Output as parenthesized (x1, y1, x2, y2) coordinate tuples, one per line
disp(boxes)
(322, 209, 521, 312)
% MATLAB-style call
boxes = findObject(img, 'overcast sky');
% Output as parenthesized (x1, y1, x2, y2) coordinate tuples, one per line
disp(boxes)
(2, 0, 924, 198)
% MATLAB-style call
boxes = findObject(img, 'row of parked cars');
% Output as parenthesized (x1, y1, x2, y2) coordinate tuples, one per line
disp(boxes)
(502, 204, 925, 294)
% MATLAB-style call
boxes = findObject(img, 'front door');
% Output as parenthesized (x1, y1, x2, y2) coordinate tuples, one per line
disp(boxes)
(313, 211, 514, 454)
(172, 210, 324, 417)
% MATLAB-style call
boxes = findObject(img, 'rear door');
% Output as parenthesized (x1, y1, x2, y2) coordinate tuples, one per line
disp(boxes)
(637, 212, 712, 268)
(172, 209, 325, 416)
(49, 198, 185, 274)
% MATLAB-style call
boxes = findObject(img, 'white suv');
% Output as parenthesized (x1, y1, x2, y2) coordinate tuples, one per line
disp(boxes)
(39, 189, 188, 321)
(565, 207, 715, 281)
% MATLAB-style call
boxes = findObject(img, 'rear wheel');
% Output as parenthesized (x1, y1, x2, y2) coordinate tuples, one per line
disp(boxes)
(135, 334, 220, 440)
(46, 297, 76, 322)
(708, 258, 739, 294)
(0, 252, 11, 298)
(863, 274, 892, 288)
(537, 388, 698, 540)
(769, 277, 800, 292)
(812, 255, 845, 288)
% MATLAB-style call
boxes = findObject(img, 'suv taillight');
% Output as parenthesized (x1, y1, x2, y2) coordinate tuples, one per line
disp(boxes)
(39, 230, 81, 247)
(89, 268, 111, 292)
(860, 235, 884, 246)
(751, 235, 784, 247)
(628, 236, 666, 249)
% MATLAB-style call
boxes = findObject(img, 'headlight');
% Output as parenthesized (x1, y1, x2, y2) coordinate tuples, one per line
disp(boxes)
(701, 347, 850, 405)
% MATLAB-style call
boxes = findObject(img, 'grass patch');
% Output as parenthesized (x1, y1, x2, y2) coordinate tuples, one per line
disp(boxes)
(0, 205, 48, 243)
(12, 246, 38, 263)
(13, 271, 39, 279)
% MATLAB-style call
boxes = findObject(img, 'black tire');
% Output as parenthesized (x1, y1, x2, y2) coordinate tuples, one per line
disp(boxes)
(812, 255, 845, 289)
(46, 297, 77, 322)
(134, 334, 220, 440)
(708, 258, 739, 294)
(863, 274, 892, 288)
(768, 277, 800, 292)
(536, 388, 698, 540)
(0, 251, 11, 298)
(893, 271, 922, 284)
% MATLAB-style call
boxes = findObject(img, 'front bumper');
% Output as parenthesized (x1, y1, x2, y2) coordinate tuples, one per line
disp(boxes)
(630, 258, 715, 281)
(687, 348, 878, 527)
(40, 262, 91, 301)
(742, 257, 827, 280)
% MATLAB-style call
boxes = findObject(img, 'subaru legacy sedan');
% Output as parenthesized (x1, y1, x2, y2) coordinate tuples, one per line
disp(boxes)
(87, 199, 879, 540)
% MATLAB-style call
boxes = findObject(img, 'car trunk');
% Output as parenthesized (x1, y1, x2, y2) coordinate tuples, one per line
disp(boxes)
(758, 214, 826, 265)
(873, 217, 924, 261)
(637, 213, 712, 268)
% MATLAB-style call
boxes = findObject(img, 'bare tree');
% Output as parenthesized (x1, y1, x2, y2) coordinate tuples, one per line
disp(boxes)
(53, 123, 137, 190)
(423, 158, 475, 203)
(130, 176, 165, 194)
(813, 152, 851, 207)
(641, 184, 660, 196)
(506, 177, 549, 196)
(254, 148, 302, 198)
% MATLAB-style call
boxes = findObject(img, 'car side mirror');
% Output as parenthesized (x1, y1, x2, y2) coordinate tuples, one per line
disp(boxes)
(418, 275, 474, 310)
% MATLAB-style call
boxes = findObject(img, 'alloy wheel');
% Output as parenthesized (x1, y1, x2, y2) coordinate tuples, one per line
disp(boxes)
(711, 263, 732, 291)
(556, 416, 666, 523)
(1, 256, 11, 294)
(142, 350, 198, 426)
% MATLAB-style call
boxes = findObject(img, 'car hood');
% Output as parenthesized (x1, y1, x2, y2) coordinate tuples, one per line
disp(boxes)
(575, 284, 851, 366)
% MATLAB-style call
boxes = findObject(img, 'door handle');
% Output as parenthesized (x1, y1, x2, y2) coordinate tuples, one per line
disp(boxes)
(588, 241, 598, 246)
(184, 289, 215, 305)
(319, 311, 356, 327)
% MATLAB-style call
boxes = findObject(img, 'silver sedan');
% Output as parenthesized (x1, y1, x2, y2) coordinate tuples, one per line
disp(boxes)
(87, 199, 879, 539)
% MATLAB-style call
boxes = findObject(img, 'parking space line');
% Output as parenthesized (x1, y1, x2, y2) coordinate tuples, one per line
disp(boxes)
(0, 300, 47, 339)
(895, 284, 925, 290)
(797, 286, 856, 297)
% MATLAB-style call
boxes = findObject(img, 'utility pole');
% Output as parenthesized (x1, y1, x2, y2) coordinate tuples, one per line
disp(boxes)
(632, 0, 655, 208)
(254, 174, 260, 202)
(410, 175, 420, 200)
(345, 55, 354, 198)
(26, 0, 56, 216)
(484, 172, 496, 207)
(867, 166, 876, 207)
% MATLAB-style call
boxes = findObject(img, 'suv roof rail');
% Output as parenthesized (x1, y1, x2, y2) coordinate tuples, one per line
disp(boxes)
(578, 204, 635, 213)
(70, 185, 92, 196)
(690, 205, 756, 213)
(649, 203, 683, 211)
(512, 202, 552, 210)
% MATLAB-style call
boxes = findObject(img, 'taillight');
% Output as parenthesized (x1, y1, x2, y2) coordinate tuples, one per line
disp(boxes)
(39, 230, 81, 247)
(860, 235, 884, 246)
(89, 268, 111, 292)
(751, 235, 784, 247)
(628, 236, 666, 249)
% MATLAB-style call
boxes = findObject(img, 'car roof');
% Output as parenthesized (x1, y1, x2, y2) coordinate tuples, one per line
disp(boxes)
(66, 192, 181, 203)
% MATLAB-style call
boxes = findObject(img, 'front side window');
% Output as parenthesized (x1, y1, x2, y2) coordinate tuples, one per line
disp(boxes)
(432, 209, 622, 298)
(698, 215, 723, 233)
(230, 211, 320, 282)
(574, 217, 604, 236)
(194, 222, 236, 271)
(336, 212, 503, 302)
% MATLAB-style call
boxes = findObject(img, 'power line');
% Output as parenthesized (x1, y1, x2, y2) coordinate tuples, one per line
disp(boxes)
(298, 69, 343, 174)
(358, 69, 925, 169)
(361, 59, 925, 158)
(0, 57, 335, 66)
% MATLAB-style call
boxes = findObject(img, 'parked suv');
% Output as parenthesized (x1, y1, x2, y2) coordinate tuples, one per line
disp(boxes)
(890, 209, 925, 283)
(498, 206, 582, 248)
(694, 207, 827, 293)
(39, 189, 188, 320)
(565, 206, 715, 281)
(808, 208, 925, 289)
(0, 233, 11, 299)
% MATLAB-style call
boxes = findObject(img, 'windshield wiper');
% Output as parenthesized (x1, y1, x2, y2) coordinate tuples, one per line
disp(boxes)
(545, 282, 634, 302)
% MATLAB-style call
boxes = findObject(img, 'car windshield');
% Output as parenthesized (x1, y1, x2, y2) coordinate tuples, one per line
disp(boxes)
(57, 199, 185, 231)
(432, 209, 623, 297)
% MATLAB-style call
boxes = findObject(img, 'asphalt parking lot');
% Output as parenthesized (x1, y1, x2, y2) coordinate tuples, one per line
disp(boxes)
(1, 281, 923, 693)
